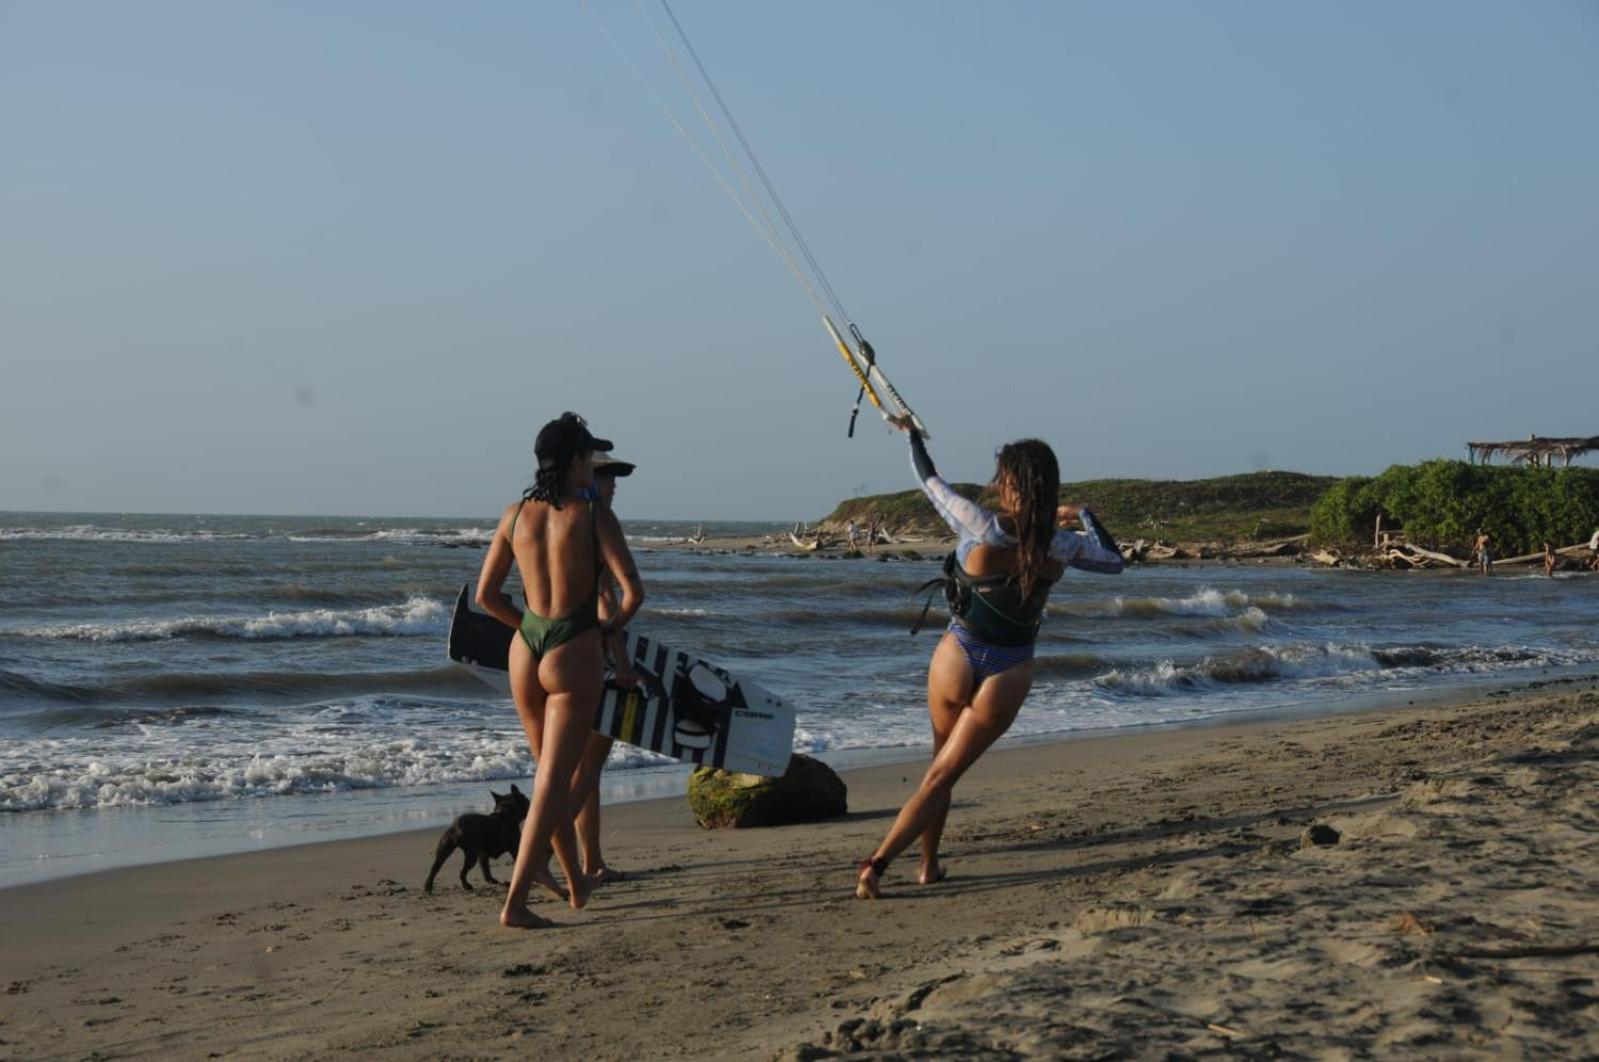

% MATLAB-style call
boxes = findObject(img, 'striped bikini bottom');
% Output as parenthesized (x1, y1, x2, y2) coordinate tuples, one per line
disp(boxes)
(949, 623, 1035, 685)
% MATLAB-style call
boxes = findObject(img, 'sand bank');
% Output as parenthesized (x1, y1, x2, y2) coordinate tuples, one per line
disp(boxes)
(3, 682, 1596, 1058)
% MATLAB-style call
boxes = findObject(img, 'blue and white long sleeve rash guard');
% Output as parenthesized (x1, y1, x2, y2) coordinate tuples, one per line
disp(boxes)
(909, 431, 1124, 574)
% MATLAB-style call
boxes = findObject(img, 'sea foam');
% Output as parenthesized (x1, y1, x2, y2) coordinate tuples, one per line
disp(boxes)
(18, 596, 447, 643)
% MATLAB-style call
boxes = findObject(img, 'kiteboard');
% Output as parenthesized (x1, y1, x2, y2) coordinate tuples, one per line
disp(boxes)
(446, 585, 795, 778)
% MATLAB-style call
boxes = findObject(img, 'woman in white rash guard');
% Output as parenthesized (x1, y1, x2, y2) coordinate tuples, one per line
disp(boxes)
(855, 424, 1124, 899)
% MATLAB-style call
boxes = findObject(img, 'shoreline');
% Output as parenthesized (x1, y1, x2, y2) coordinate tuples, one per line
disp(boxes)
(8, 667, 1586, 893)
(3, 680, 1596, 1057)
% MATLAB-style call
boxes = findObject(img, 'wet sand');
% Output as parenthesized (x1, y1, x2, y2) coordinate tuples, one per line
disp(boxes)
(3, 681, 1596, 1059)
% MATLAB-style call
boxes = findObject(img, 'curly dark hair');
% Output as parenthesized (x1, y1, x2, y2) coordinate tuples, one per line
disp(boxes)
(525, 464, 568, 509)
(524, 411, 593, 509)
(994, 439, 1060, 598)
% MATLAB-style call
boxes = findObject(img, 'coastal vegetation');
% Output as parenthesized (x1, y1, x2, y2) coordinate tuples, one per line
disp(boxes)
(824, 461, 1599, 557)
(1308, 460, 1599, 555)
(822, 471, 1338, 544)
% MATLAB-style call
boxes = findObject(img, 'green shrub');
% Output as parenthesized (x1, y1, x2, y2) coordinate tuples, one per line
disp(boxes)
(1309, 461, 1599, 554)
(1308, 476, 1375, 544)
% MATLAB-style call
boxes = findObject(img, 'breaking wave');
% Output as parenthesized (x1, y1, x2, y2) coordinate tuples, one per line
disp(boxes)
(1061, 587, 1319, 620)
(15, 596, 447, 643)
(0, 525, 251, 544)
(5, 666, 478, 712)
(1, 734, 532, 812)
(1096, 643, 1599, 697)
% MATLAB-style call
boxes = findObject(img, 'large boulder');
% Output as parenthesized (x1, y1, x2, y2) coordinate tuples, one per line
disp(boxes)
(687, 753, 847, 829)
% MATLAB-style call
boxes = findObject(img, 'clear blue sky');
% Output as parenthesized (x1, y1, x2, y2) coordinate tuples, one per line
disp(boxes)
(3, 1, 1597, 519)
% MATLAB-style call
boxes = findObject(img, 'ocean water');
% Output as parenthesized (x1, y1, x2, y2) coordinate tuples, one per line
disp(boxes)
(3, 510, 1598, 887)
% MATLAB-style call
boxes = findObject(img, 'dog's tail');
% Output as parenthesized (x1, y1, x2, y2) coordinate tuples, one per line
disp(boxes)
(423, 829, 458, 894)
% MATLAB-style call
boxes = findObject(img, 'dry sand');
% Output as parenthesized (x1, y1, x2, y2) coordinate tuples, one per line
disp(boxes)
(3, 681, 1596, 1059)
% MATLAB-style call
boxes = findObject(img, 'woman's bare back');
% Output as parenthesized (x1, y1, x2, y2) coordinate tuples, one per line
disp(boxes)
(511, 500, 600, 619)
(963, 541, 1066, 582)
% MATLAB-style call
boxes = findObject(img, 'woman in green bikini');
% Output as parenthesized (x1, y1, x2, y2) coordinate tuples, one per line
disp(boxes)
(474, 412, 644, 929)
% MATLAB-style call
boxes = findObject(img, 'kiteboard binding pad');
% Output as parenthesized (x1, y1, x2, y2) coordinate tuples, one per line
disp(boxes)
(446, 585, 795, 778)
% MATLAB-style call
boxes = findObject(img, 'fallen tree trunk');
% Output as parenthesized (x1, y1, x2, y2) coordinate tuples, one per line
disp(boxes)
(1229, 539, 1305, 559)
(1398, 543, 1469, 569)
(1491, 541, 1593, 567)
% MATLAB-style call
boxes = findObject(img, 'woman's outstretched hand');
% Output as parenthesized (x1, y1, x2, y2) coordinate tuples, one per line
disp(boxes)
(885, 412, 916, 433)
(1056, 503, 1081, 528)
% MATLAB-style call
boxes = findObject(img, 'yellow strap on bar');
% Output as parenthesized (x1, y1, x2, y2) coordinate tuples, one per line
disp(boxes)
(823, 315, 884, 410)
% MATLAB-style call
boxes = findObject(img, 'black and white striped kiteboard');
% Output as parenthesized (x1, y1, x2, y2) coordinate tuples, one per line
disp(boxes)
(447, 585, 795, 778)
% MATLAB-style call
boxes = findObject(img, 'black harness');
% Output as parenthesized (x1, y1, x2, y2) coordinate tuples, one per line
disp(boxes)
(911, 552, 1055, 646)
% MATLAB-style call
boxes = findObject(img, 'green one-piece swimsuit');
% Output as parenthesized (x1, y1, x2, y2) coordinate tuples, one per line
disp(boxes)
(512, 500, 602, 659)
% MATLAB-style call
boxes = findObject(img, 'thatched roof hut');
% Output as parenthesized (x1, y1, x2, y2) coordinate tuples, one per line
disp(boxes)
(1467, 435, 1599, 467)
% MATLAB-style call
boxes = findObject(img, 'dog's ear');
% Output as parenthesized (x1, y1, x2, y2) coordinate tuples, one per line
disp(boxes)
(511, 783, 524, 797)
(490, 788, 504, 801)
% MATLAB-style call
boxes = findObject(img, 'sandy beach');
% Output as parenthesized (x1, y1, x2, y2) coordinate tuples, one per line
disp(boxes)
(2, 679, 1595, 1059)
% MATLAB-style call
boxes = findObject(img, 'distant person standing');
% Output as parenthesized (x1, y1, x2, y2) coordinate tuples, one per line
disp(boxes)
(846, 520, 859, 551)
(1473, 528, 1493, 575)
(1589, 528, 1599, 570)
(866, 516, 879, 554)
(1543, 541, 1558, 577)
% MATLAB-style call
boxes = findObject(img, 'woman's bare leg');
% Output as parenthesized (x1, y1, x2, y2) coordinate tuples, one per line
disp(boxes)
(535, 637, 602, 909)
(573, 734, 616, 883)
(501, 636, 603, 927)
(919, 634, 972, 885)
(858, 659, 1034, 898)
(505, 636, 565, 905)
(514, 642, 614, 889)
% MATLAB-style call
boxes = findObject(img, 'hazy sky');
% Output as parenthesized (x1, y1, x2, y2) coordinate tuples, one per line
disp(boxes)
(4, 1, 1597, 520)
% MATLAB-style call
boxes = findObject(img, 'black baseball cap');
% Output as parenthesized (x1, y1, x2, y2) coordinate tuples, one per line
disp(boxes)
(534, 413, 613, 471)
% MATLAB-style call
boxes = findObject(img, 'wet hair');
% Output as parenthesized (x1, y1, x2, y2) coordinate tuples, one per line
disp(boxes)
(524, 411, 597, 509)
(525, 463, 567, 508)
(994, 439, 1060, 598)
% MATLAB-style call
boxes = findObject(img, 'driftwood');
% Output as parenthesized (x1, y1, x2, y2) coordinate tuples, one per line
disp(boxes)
(1375, 537, 1597, 570)
(1400, 543, 1470, 569)
(1378, 545, 1466, 569)
(1229, 535, 1309, 559)
(788, 531, 824, 552)
(1489, 542, 1592, 567)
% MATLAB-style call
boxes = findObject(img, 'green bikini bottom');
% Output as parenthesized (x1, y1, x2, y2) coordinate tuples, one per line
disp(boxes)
(518, 591, 600, 660)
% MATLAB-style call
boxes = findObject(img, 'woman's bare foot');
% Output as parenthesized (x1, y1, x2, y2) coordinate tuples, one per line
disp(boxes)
(917, 861, 947, 886)
(567, 871, 590, 911)
(499, 904, 553, 930)
(586, 865, 627, 889)
(529, 866, 568, 904)
(855, 859, 882, 900)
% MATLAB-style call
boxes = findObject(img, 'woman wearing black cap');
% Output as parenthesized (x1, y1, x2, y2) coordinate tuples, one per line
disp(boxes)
(474, 412, 644, 929)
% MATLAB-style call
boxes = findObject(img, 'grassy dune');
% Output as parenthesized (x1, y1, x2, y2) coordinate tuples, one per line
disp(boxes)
(822, 471, 1339, 544)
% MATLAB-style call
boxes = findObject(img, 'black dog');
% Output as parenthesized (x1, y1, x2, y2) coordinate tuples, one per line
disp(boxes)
(424, 784, 530, 893)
